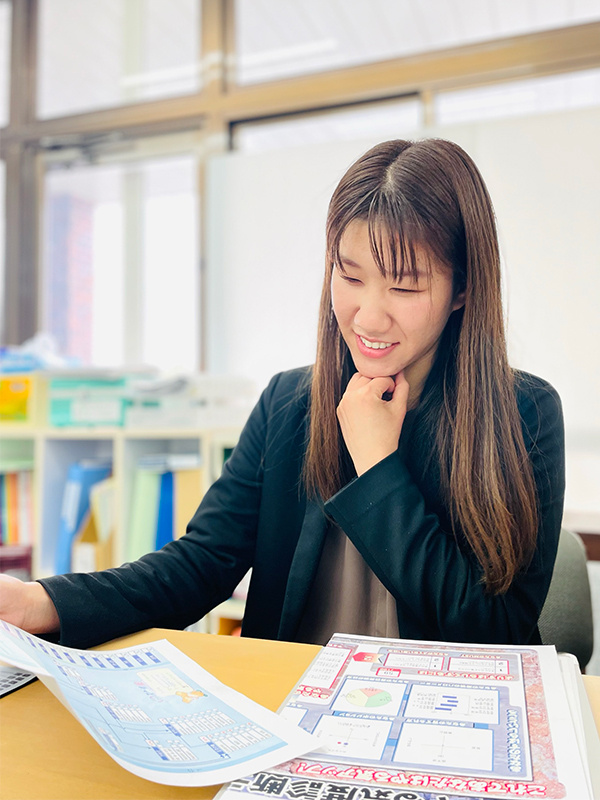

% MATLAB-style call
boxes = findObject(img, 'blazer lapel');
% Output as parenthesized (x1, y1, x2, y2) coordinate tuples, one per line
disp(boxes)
(278, 498, 328, 641)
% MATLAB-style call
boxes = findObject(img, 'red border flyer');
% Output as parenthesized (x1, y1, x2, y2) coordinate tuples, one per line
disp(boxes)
(220, 633, 594, 800)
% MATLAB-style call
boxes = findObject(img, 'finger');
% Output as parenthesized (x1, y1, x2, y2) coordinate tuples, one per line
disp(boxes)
(391, 372, 410, 403)
(368, 376, 396, 398)
(393, 370, 407, 388)
(346, 372, 370, 389)
(345, 373, 381, 394)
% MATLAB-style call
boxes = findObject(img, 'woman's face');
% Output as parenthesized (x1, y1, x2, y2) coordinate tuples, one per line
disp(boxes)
(331, 220, 464, 388)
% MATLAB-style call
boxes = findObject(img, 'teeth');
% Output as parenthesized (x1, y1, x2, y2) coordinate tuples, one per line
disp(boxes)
(360, 336, 393, 350)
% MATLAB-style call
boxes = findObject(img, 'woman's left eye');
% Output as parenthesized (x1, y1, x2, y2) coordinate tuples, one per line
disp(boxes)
(391, 286, 419, 294)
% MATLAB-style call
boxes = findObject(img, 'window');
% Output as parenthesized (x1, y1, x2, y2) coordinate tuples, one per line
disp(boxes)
(216, 99, 423, 387)
(43, 139, 200, 371)
(37, 0, 201, 119)
(436, 68, 600, 124)
(234, 98, 422, 153)
(235, 0, 600, 85)
(0, 159, 5, 338)
(0, 0, 11, 127)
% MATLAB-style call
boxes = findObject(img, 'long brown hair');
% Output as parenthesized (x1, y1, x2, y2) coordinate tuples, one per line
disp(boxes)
(304, 138, 538, 594)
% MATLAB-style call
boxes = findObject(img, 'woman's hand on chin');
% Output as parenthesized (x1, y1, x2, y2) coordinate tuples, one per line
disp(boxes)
(337, 371, 409, 476)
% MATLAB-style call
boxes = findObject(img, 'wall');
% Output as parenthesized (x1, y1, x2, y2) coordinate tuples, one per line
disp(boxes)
(206, 106, 600, 527)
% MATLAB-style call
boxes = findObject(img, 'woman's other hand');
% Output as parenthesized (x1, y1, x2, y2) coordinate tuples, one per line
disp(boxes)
(337, 371, 409, 476)
(0, 574, 60, 634)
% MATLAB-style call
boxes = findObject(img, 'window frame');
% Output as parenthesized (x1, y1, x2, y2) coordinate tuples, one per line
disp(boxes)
(1, 0, 600, 367)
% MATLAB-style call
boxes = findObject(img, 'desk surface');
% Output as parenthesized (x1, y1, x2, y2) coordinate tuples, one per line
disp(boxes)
(0, 630, 321, 800)
(1, 630, 599, 800)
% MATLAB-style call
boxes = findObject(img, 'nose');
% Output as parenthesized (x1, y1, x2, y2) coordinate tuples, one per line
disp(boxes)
(354, 290, 392, 335)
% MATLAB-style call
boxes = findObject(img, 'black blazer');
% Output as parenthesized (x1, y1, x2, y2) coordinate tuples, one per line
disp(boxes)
(41, 366, 565, 650)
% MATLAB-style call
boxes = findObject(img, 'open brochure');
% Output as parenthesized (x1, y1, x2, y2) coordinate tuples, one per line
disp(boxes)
(218, 633, 599, 800)
(0, 620, 316, 787)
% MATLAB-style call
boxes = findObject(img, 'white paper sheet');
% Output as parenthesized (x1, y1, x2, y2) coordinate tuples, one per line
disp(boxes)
(0, 620, 317, 787)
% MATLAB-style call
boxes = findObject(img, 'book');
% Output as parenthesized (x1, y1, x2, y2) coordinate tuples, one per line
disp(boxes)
(89, 476, 115, 545)
(0, 458, 35, 547)
(0, 471, 32, 546)
(0, 473, 19, 545)
(127, 454, 204, 561)
(217, 633, 599, 800)
(0, 474, 5, 544)
(126, 468, 161, 562)
(173, 466, 203, 538)
(137, 453, 202, 472)
(154, 470, 174, 549)
(71, 478, 115, 573)
(5, 472, 18, 545)
(16, 470, 34, 545)
(54, 459, 112, 574)
(71, 509, 113, 573)
(0, 470, 34, 547)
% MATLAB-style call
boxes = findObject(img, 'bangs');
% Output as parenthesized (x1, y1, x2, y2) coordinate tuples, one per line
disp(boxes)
(328, 190, 448, 284)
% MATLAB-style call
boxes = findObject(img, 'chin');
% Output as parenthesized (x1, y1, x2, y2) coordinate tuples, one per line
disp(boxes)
(361, 368, 391, 379)
(353, 358, 401, 380)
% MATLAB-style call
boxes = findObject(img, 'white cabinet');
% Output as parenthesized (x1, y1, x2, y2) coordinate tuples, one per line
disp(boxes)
(0, 424, 241, 579)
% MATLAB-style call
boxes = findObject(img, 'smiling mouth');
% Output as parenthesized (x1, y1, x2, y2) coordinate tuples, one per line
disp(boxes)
(358, 335, 395, 350)
(354, 334, 399, 358)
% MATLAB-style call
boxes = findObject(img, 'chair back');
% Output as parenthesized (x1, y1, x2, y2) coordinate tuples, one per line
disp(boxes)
(538, 528, 594, 670)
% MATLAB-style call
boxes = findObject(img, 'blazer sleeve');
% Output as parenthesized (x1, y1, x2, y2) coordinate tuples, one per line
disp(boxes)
(324, 378, 565, 645)
(37, 373, 283, 649)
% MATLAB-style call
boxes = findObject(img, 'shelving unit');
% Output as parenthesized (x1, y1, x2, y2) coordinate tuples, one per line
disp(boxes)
(193, 598, 247, 635)
(0, 423, 242, 579)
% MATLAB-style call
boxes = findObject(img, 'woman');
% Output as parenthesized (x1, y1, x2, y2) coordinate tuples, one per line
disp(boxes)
(0, 139, 564, 649)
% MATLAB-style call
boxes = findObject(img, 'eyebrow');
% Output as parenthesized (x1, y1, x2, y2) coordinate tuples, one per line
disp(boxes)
(338, 256, 362, 270)
(339, 255, 426, 280)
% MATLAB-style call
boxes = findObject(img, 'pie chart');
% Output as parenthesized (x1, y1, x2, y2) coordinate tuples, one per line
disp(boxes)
(345, 687, 392, 708)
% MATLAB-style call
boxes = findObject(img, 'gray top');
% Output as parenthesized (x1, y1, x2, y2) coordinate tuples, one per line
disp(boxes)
(296, 523, 399, 645)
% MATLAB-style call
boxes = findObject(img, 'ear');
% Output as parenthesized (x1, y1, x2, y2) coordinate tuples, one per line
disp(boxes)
(452, 289, 466, 312)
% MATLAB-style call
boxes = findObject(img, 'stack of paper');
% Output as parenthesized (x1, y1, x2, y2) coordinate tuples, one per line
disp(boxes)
(125, 374, 256, 428)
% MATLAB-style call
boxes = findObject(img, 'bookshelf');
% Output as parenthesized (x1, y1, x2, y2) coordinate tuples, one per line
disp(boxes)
(0, 422, 242, 579)
(199, 598, 247, 635)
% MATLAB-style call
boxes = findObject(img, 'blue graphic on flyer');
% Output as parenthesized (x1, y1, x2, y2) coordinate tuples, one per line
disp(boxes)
(0, 621, 286, 774)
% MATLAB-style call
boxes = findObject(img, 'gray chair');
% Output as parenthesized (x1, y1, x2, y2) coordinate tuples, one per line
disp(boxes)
(538, 528, 594, 670)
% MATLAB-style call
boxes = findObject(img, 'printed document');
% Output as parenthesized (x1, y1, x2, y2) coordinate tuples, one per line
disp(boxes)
(218, 633, 594, 800)
(0, 620, 316, 787)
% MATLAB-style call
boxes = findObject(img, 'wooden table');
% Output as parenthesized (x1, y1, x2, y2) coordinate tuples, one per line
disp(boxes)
(0, 629, 320, 800)
(1, 629, 598, 800)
